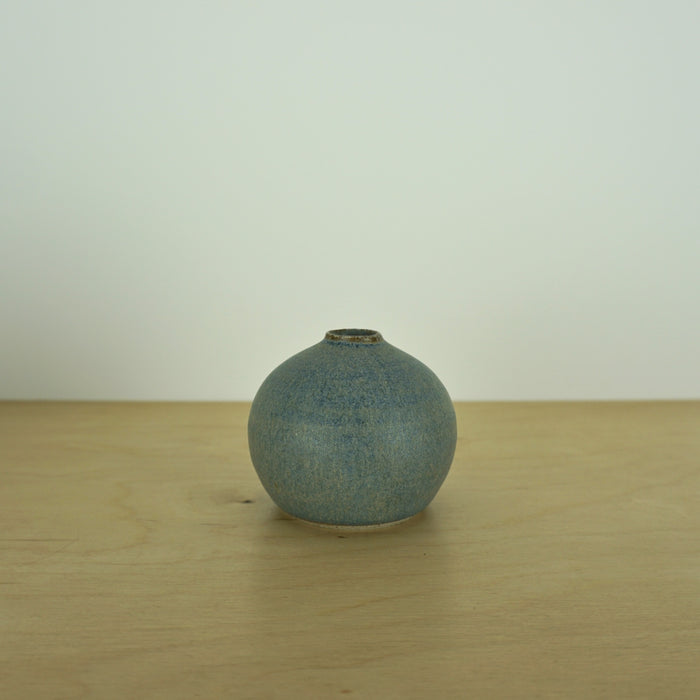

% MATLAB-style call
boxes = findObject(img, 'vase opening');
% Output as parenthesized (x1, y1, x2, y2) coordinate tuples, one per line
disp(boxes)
(325, 329, 384, 344)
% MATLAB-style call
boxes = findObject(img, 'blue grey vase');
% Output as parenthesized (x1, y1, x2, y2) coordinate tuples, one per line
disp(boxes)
(247, 329, 457, 527)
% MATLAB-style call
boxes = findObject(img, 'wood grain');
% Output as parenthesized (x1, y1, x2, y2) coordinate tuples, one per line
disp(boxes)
(1, 402, 699, 699)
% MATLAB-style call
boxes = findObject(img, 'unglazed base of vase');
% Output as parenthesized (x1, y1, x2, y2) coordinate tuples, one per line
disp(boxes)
(287, 511, 420, 532)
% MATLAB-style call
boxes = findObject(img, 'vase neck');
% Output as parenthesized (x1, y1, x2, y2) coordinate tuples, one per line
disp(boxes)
(324, 329, 384, 344)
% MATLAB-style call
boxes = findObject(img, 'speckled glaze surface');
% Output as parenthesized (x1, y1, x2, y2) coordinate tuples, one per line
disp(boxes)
(247, 329, 457, 527)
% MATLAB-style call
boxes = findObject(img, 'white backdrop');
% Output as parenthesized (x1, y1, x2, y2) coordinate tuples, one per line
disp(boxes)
(2, 2, 699, 400)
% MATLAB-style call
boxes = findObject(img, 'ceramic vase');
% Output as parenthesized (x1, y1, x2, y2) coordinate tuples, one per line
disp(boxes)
(247, 329, 457, 527)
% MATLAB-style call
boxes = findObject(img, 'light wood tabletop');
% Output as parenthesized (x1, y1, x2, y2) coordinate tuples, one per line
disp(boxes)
(1, 401, 699, 699)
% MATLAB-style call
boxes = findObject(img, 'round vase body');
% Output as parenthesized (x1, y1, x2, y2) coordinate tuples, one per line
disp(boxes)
(247, 329, 457, 526)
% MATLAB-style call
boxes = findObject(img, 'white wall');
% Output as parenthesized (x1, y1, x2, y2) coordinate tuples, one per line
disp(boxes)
(1, 2, 698, 400)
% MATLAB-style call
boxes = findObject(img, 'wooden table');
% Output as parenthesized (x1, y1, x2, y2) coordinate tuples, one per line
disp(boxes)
(1, 402, 699, 699)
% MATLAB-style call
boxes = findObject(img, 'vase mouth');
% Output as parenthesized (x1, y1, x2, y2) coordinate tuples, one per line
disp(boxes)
(325, 329, 384, 344)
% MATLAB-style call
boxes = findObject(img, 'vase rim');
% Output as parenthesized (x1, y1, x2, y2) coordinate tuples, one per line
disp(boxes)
(324, 329, 384, 344)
